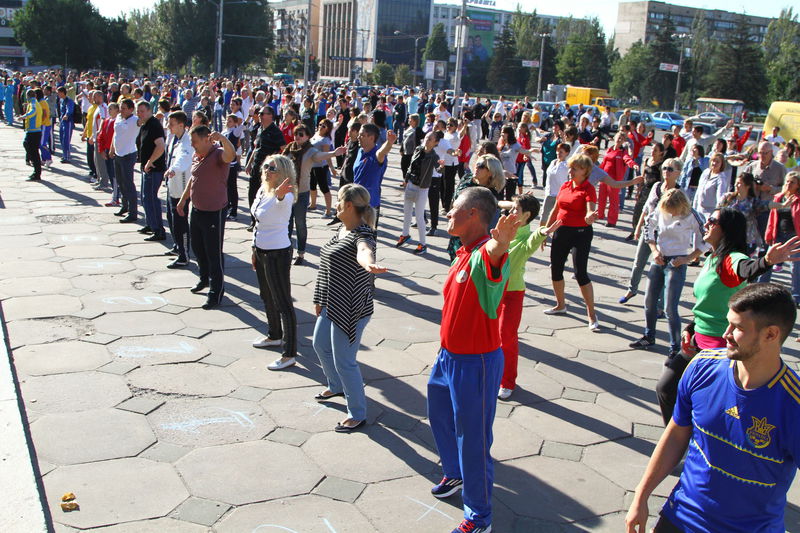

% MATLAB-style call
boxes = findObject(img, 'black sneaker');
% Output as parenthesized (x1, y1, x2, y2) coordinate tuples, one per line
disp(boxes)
(144, 232, 166, 241)
(167, 258, 188, 269)
(137, 226, 154, 234)
(629, 336, 655, 349)
(431, 477, 463, 499)
(426, 228, 437, 236)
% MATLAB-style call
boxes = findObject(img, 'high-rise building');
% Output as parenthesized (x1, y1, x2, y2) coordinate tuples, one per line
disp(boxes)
(614, 1, 773, 55)
(272, 0, 321, 71)
(0, 0, 30, 67)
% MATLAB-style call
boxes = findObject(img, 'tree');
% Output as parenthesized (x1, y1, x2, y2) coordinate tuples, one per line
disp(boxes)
(509, 9, 556, 97)
(705, 16, 768, 110)
(556, 18, 609, 88)
(394, 64, 413, 87)
(610, 40, 651, 101)
(487, 25, 525, 94)
(373, 62, 394, 86)
(422, 23, 450, 62)
(763, 8, 800, 102)
(684, 13, 712, 106)
(642, 20, 679, 108)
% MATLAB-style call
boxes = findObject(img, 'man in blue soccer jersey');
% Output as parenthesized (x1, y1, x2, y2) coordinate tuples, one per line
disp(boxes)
(626, 282, 800, 533)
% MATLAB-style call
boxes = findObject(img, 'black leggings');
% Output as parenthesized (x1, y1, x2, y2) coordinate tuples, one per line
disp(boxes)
(310, 166, 330, 194)
(550, 225, 593, 286)
(656, 352, 691, 426)
(227, 165, 240, 215)
(254, 245, 297, 358)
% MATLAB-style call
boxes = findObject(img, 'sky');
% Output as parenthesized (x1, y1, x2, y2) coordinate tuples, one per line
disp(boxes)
(90, 0, 790, 38)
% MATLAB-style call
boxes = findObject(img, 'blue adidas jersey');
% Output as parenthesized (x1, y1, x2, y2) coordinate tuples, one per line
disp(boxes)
(662, 349, 800, 532)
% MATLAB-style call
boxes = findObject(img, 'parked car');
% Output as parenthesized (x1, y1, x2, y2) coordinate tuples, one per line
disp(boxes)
(688, 111, 730, 128)
(533, 101, 555, 128)
(611, 110, 656, 135)
(651, 111, 685, 131)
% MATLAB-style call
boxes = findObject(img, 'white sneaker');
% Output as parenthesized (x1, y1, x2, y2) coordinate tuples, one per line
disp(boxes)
(543, 306, 567, 315)
(253, 337, 282, 348)
(498, 387, 513, 400)
(589, 320, 601, 332)
(267, 357, 296, 371)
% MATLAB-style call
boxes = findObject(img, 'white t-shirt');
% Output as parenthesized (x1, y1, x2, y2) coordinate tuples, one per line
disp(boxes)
(252, 190, 294, 250)
(433, 138, 451, 177)
(443, 131, 460, 166)
(545, 159, 569, 197)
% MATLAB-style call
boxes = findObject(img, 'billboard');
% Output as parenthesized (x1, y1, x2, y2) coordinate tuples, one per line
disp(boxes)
(461, 9, 496, 88)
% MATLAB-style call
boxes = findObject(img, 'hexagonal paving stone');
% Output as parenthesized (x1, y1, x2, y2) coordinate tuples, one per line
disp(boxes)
(491, 417, 544, 461)
(607, 350, 667, 381)
(358, 345, 429, 381)
(81, 291, 171, 313)
(127, 363, 238, 397)
(70, 273, 145, 292)
(2, 294, 83, 320)
(94, 311, 185, 336)
(107, 335, 209, 365)
(0, 245, 54, 261)
(534, 357, 641, 394)
(74, 518, 208, 532)
(0, 259, 63, 280)
(31, 408, 155, 465)
(215, 495, 374, 532)
(55, 244, 123, 259)
(13, 340, 111, 376)
(62, 259, 136, 275)
(5, 317, 91, 348)
(582, 437, 679, 496)
(259, 387, 381, 433)
(21, 371, 131, 414)
(595, 391, 663, 427)
(0, 276, 73, 298)
(149, 397, 274, 447)
(494, 455, 626, 522)
(48, 233, 110, 246)
(366, 315, 440, 344)
(366, 375, 430, 430)
(228, 354, 328, 390)
(41, 223, 102, 235)
(510, 398, 631, 446)
(176, 440, 323, 505)
(303, 425, 438, 484)
(199, 329, 275, 360)
(177, 305, 261, 331)
(44, 458, 189, 529)
(141, 271, 200, 292)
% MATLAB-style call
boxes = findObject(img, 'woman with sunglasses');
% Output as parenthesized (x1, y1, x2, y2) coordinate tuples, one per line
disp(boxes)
(251, 155, 299, 371)
(620, 158, 682, 304)
(282, 125, 346, 266)
(653, 208, 800, 424)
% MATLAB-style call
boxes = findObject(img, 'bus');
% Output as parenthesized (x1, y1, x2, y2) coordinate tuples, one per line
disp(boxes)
(695, 98, 745, 123)
(763, 101, 800, 143)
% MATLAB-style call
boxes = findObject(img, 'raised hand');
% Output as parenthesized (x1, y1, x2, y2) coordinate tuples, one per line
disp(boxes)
(276, 178, 292, 199)
(490, 213, 521, 246)
(766, 236, 800, 265)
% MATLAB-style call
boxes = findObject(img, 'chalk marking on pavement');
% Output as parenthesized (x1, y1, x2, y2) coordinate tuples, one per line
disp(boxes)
(112, 341, 195, 358)
(322, 518, 337, 533)
(101, 295, 167, 306)
(160, 408, 254, 433)
(60, 235, 99, 243)
(75, 260, 122, 270)
(302, 401, 335, 417)
(406, 496, 455, 521)
(252, 526, 301, 533)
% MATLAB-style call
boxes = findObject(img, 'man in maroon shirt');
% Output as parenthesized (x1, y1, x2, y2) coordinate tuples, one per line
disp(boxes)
(177, 125, 236, 309)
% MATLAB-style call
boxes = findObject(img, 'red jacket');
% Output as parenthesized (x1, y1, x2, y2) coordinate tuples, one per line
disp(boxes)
(600, 147, 636, 180)
(765, 192, 800, 244)
(628, 130, 652, 159)
(673, 135, 686, 156)
(96, 117, 115, 153)
(517, 131, 530, 163)
(732, 130, 751, 152)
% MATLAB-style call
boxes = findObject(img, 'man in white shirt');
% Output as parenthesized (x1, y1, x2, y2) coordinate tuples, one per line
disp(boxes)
(164, 110, 193, 268)
(765, 126, 785, 155)
(111, 98, 141, 221)
(494, 96, 507, 118)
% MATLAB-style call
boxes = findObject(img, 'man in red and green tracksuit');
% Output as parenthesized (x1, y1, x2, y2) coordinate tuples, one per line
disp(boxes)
(427, 186, 520, 533)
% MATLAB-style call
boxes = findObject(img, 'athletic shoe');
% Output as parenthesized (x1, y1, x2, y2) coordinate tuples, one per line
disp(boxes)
(543, 306, 567, 315)
(629, 336, 655, 349)
(292, 255, 304, 266)
(253, 337, 282, 348)
(105, 201, 120, 207)
(395, 235, 410, 247)
(618, 292, 635, 304)
(119, 217, 138, 223)
(498, 387, 513, 400)
(267, 357, 296, 371)
(166, 258, 188, 269)
(431, 477, 463, 499)
(451, 519, 491, 532)
(413, 244, 427, 254)
(426, 228, 436, 236)
(589, 320, 601, 332)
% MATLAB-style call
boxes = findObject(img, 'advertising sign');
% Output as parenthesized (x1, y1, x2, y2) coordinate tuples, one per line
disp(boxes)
(659, 62, 680, 73)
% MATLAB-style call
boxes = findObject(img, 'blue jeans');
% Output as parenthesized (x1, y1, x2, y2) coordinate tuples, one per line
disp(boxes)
(312, 308, 370, 421)
(288, 191, 310, 254)
(515, 160, 537, 186)
(428, 347, 503, 528)
(213, 109, 224, 132)
(141, 170, 164, 232)
(644, 259, 687, 352)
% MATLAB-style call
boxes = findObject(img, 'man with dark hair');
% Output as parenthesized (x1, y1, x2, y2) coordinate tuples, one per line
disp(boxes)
(353, 123, 395, 228)
(21, 88, 43, 181)
(164, 110, 192, 268)
(627, 282, 800, 533)
(177, 126, 236, 309)
(136, 100, 167, 240)
(427, 186, 520, 533)
(245, 105, 284, 230)
(56, 86, 75, 163)
(112, 98, 140, 221)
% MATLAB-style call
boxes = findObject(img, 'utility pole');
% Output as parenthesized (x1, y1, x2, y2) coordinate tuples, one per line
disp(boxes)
(215, 0, 224, 75)
(302, 0, 312, 89)
(672, 33, 689, 113)
(452, 0, 467, 115)
(536, 33, 549, 100)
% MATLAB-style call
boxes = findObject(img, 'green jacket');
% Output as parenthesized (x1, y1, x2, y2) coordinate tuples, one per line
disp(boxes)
(506, 224, 548, 292)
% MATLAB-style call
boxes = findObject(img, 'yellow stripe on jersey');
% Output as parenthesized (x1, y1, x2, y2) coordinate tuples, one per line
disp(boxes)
(691, 440, 777, 487)
(784, 367, 800, 389)
(767, 364, 787, 388)
(780, 377, 800, 405)
(693, 423, 783, 464)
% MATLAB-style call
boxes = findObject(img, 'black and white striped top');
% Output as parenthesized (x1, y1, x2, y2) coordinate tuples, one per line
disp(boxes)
(313, 224, 376, 343)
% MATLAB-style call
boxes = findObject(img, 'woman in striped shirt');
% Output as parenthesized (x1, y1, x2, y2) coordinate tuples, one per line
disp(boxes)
(312, 184, 388, 432)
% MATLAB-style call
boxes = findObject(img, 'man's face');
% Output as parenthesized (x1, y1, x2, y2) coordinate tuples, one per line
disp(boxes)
(446, 197, 476, 237)
(693, 128, 702, 140)
(136, 105, 151, 122)
(358, 129, 375, 150)
(120, 104, 134, 119)
(759, 143, 773, 163)
(190, 133, 211, 154)
(723, 309, 763, 361)
(168, 118, 184, 136)
(772, 127, 780, 137)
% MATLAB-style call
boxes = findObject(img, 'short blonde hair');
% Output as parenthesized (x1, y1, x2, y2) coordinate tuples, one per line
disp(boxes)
(475, 154, 506, 193)
(338, 183, 376, 229)
(662, 157, 682, 173)
(658, 188, 691, 217)
(263, 154, 297, 203)
(567, 154, 593, 177)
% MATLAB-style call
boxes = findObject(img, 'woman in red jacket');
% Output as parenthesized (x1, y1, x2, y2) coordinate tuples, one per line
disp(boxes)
(598, 132, 638, 227)
(96, 102, 119, 205)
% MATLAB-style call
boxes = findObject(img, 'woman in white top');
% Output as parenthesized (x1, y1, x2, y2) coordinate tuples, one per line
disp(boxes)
(309, 119, 338, 217)
(692, 152, 730, 221)
(251, 154, 299, 371)
(540, 142, 571, 223)
(497, 125, 533, 200)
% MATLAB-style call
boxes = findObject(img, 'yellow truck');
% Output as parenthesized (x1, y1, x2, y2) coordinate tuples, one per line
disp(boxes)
(763, 101, 800, 143)
(565, 86, 620, 111)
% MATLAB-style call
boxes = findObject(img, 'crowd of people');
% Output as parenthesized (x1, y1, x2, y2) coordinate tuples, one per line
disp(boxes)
(4, 66, 800, 533)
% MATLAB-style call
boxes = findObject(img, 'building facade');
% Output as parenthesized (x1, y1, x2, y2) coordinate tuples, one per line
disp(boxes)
(272, 0, 320, 70)
(0, 0, 30, 68)
(614, 1, 773, 55)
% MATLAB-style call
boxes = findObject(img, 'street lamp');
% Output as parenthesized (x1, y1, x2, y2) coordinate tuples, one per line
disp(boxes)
(394, 30, 427, 88)
(536, 33, 550, 100)
(209, 0, 262, 76)
(672, 33, 690, 113)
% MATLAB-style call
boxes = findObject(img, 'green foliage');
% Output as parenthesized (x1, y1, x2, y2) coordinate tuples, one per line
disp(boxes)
(394, 64, 413, 87)
(373, 62, 394, 86)
(556, 18, 609, 88)
(509, 8, 556, 97)
(422, 23, 450, 62)
(705, 16, 768, 110)
(610, 41, 650, 101)
(487, 25, 525, 94)
(764, 8, 800, 102)
(642, 21, 679, 108)
(462, 57, 490, 93)
(684, 13, 712, 105)
(13, 0, 134, 70)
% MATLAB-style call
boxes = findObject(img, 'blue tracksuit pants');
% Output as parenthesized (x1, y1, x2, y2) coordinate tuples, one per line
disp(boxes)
(60, 120, 73, 161)
(427, 346, 503, 527)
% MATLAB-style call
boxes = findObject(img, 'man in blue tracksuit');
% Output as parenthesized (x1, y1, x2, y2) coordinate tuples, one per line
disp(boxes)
(56, 86, 75, 163)
(4, 80, 14, 126)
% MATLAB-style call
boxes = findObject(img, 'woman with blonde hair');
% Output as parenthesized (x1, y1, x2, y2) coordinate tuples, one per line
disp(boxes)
(630, 188, 706, 356)
(251, 154, 299, 371)
(312, 184, 387, 432)
(544, 154, 601, 330)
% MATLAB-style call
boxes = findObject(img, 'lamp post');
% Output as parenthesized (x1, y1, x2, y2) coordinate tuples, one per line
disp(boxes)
(452, 0, 468, 116)
(536, 33, 549, 100)
(209, 0, 261, 76)
(672, 33, 690, 113)
(394, 30, 427, 88)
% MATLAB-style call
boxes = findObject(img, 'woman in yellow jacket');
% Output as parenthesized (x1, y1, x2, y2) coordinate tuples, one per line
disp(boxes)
(22, 89, 43, 181)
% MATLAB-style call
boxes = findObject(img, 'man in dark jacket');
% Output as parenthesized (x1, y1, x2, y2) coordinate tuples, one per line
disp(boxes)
(244, 106, 284, 229)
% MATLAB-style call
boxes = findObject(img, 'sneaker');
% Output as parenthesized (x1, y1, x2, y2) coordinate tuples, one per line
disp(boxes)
(166, 258, 188, 269)
(589, 320, 601, 332)
(253, 337, 282, 348)
(426, 228, 437, 236)
(543, 306, 567, 315)
(104, 201, 120, 207)
(395, 235, 410, 247)
(292, 255, 304, 266)
(413, 244, 427, 254)
(498, 387, 513, 400)
(144, 232, 167, 241)
(267, 357, 296, 371)
(629, 336, 655, 349)
(451, 519, 491, 533)
(431, 477, 463, 499)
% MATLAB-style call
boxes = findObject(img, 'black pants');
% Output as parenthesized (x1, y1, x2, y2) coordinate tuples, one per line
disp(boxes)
(504, 177, 518, 201)
(248, 170, 262, 226)
(190, 207, 225, 302)
(442, 165, 458, 212)
(400, 153, 412, 181)
(310, 166, 330, 194)
(166, 196, 190, 261)
(456, 161, 467, 179)
(114, 153, 138, 217)
(24, 131, 42, 178)
(654, 515, 684, 532)
(656, 352, 692, 426)
(254, 245, 297, 358)
(550, 225, 593, 286)
(428, 178, 442, 230)
(86, 141, 96, 176)
(227, 165, 239, 216)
